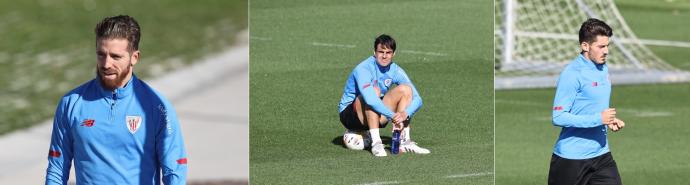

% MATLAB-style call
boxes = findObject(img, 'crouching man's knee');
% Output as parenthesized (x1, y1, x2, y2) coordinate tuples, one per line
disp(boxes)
(394, 84, 412, 98)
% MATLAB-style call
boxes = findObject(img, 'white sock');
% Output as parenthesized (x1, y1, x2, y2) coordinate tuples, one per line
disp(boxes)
(402, 127, 411, 142)
(369, 128, 382, 144)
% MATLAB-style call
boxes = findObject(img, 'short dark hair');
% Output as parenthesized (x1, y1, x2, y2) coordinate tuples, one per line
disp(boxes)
(374, 34, 396, 52)
(95, 15, 141, 51)
(578, 18, 612, 44)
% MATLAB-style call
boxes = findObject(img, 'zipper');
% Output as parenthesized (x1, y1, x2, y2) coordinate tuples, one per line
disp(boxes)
(111, 92, 117, 121)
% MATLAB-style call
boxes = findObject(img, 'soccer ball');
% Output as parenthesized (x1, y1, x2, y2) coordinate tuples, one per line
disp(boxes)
(343, 130, 371, 150)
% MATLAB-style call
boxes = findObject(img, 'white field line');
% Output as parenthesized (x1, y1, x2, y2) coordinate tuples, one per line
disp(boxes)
(536, 117, 552, 122)
(398, 50, 448, 56)
(637, 39, 690, 48)
(634, 112, 673, 117)
(356, 181, 402, 185)
(445, 172, 493, 179)
(357, 172, 493, 185)
(497, 99, 674, 118)
(256, 38, 448, 57)
(311, 43, 448, 56)
(311, 42, 356, 48)
(619, 109, 673, 118)
(510, 31, 690, 48)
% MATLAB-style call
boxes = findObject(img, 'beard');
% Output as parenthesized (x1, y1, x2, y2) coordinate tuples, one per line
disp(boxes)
(596, 56, 607, 64)
(587, 52, 606, 64)
(97, 64, 131, 91)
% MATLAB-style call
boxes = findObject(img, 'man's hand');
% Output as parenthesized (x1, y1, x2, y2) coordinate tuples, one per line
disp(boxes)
(601, 108, 616, 125)
(608, 118, 625, 132)
(607, 122, 619, 131)
(392, 112, 408, 130)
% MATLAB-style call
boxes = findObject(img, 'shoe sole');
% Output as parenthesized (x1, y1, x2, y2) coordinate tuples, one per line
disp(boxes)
(400, 147, 430, 154)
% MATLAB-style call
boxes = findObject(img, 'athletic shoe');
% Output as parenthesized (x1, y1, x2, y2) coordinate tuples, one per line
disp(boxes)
(399, 140, 430, 154)
(371, 141, 387, 157)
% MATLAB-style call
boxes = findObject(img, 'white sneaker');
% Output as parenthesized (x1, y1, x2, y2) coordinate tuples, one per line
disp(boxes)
(371, 141, 387, 157)
(399, 140, 430, 154)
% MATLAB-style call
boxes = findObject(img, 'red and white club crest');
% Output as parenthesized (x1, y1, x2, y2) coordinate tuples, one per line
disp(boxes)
(126, 116, 142, 134)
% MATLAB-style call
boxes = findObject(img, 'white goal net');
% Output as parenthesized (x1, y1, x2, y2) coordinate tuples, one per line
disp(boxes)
(495, 0, 690, 89)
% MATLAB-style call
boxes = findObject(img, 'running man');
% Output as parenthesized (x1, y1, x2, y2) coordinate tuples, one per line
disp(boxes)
(338, 34, 430, 157)
(549, 18, 626, 185)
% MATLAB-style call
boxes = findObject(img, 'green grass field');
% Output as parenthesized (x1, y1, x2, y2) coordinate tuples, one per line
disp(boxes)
(250, 0, 493, 184)
(496, 0, 690, 184)
(0, 0, 247, 135)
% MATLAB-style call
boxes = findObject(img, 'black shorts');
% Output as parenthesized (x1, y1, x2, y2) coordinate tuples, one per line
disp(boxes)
(548, 152, 622, 185)
(339, 103, 389, 131)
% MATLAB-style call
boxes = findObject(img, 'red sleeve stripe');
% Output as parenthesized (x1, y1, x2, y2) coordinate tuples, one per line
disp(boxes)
(49, 150, 61, 157)
(362, 80, 378, 89)
(176, 158, 187, 164)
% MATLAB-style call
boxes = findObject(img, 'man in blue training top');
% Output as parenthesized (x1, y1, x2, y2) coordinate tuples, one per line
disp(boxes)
(45, 15, 187, 185)
(338, 34, 429, 157)
(548, 18, 626, 185)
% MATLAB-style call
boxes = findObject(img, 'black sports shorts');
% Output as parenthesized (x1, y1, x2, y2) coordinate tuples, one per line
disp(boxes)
(339, 103, 390, 131)
(548, 152, 622, 185)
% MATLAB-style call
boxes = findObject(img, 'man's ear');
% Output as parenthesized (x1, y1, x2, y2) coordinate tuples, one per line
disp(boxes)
(580, 42, 590, 53)
(130, 50, 140, 66)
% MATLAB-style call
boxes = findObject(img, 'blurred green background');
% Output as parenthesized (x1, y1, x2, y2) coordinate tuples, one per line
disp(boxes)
(0, 0, 247, 135)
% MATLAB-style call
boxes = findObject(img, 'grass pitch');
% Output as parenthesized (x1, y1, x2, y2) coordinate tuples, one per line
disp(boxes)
(250, 0, 494, 184)
(496, 0, 690, 184)
(496, 84, 690, 185)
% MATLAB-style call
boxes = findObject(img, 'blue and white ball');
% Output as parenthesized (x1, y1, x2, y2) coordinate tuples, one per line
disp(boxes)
(343, 130, 371, 150)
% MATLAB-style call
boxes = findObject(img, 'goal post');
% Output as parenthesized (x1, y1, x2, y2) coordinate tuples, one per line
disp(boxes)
(495, 0, 690, 89)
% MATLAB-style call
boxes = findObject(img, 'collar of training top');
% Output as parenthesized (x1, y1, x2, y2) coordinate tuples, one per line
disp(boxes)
(96, 74, 136, 100)
(371, 56, 392, 73)
(577, 54, 605, 71)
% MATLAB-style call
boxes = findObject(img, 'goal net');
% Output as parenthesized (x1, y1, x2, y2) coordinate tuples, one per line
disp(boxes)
(495, 0, 690, 89)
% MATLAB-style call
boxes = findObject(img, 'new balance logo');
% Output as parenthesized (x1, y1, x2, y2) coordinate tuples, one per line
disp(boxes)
(592, 82, 598, 86)
(176, 158, 188, 164)
(81, 119, 95, 127)
(48, 150, 61, 157)
(553, 106, 563, 111)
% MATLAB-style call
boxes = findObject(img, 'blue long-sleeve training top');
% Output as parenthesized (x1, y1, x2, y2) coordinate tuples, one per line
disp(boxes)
(46, 74, 187, 185)
(551, 54, 612, 160)
(338, 56, 422, 120)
